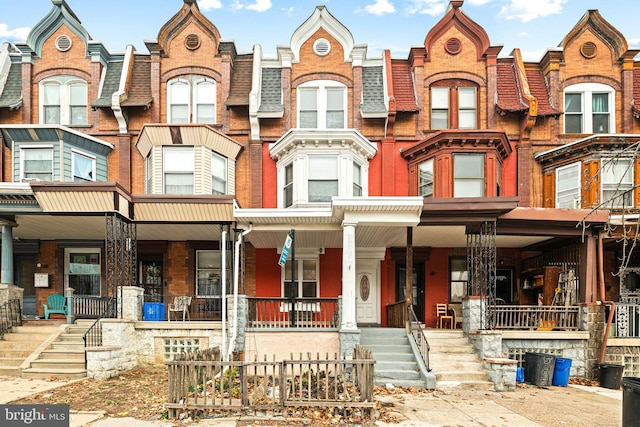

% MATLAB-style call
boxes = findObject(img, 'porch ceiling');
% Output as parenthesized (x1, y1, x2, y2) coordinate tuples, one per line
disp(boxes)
(12, 215, 226, 241)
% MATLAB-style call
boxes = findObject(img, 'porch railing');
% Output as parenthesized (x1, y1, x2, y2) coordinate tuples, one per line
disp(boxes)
(613, 303, 640, 337)
(0, 299, 22, 339)
(246, 297, 339, 329)
(492, 305, 579, 330)
(73, 295, 114, 318)
(408, 305, 429, 372)
(386, 300, 407, 328)
(142, 294, 227, 321)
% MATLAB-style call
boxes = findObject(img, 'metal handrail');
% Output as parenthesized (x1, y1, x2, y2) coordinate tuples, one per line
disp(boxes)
(408, 305, 430, 372)
(0, 299, 22, 339)
(82, 297, 116, 352)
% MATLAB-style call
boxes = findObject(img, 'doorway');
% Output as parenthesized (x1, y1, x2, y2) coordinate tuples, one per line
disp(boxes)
(139, 256, 163, 302)
(15, 255, 36, 315)
(396, 263, 425, 322)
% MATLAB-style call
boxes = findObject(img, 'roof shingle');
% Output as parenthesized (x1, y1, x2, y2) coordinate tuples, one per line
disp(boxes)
(390, 60, 419, 112)
(225, 54, 253, 107)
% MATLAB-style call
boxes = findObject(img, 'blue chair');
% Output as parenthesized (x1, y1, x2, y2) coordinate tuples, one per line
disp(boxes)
(44, 294, 68, 319)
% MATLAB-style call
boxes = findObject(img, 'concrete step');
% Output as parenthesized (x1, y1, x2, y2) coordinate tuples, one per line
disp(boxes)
(0, 366, 22, 376)
(434, 370, 488, 382)
(436, 379, 494, 390)
(375, 368, 422, 382)
(428, 344, 477, 354)
(22, 368, 86, 380)
(57, 334, 85, 342)
(426, 337, 471, 346)
(0, 348, 32, 358)
(370, 352, 416, 362)
(1, 333, 54, 342)
(429, 352, 480, 362)
(12, 325, 60, 334)
(29, 359, 85, 370)
(0, 356, 25, 367)
(50, 341, 84, 351)
(360, 336, 410, 346)
(38, 349, 85, 360)
(0, 340, 43, 350)
(376, 361, 419, 371)
(366, 343, 412, 353)
(375, 378, 427, 388)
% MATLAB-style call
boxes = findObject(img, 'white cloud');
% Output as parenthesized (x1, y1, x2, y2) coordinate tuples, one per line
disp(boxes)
(282, 7, 295, 17)
(404, 0, 447, 17)
(0, 24, 30, 43)
(466, 0, 493, 5)
(364, 0, 396, 16)
(628, 38, 640, 47)
(198, 0, 222, 10)
(231, 0, 272, 13)
(520, 49, 545, 62)
(499, 0, 567, 23)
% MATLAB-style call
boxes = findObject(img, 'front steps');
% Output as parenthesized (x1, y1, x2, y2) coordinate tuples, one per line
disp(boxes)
(360, 327, 429, 388)
(425, 328, 493, 390)
(21, 319, 93, 380)
(0, 321, 63, 376)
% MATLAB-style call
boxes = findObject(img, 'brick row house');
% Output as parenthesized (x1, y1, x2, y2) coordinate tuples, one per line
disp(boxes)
(0, 0, 639, 379)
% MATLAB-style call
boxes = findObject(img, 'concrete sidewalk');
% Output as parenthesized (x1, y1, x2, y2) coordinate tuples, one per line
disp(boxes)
(0, 375, 624, 426)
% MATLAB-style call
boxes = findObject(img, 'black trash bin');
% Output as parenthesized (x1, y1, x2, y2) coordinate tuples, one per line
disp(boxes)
(621, 377, 640, 427)
(600, 363, 624, 390)
(524, 352, 556, 386)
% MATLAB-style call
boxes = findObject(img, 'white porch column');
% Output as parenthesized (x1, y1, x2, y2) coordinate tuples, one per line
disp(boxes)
(1, 224, 15, 285)
(341, 220, 357, 330)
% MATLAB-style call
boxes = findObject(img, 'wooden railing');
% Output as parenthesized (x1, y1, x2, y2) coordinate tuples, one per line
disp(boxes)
(408, 305, 430, 372)
(492, 305, 579, 330)
(246, 297, 339, 329)
(166, 346, 375, 418)
(73, 295, 113, 318)
(386, 300, 407, 328)
(0, 299, 21, 339)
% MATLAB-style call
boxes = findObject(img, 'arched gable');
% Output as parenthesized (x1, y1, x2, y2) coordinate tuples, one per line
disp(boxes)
(563, 9, 628, 63)
(289, 6, 354, 63)
(155, 0, 221, 56)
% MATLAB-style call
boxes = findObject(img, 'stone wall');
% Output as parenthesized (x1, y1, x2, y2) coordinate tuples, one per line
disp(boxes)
(581, 303, 606, 379)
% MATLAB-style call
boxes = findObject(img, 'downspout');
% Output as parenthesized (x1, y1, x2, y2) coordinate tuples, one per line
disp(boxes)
(221, 228, 227, 360)
(597, 231, 615, 365)
(226, 224, 252, 360)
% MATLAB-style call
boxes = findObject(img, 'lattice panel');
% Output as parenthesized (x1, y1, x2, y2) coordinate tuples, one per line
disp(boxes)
(507, 348, 564, 368)
(164, 338, 201, 361)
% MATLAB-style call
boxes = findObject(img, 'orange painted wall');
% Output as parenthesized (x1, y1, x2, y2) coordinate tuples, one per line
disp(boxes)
(502, 140, 519, 196)
(423, 248, 452, 328)
(262, 144, 277, 208)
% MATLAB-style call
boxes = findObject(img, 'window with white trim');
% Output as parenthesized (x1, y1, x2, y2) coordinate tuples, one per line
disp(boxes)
(72, 150, 96, 182)
(450, 257, 468, 303)
(556, 162, 581, 208)
(40, 76, 87, 125)
(211, 152, 227, 195)
(602, 158, 633, 208)
(453, 154, 484, 197)
(283, 258, 318, 298)
(20, 147, 53, 182)
(196, 250, 228, 298)
(66, 248, 101, 296)
(284, 163, 294, 208)
(167, 76, 216, 124)
(308, 157, 338, 202)
(430, 83, 477, 130)
(163, 146, 194, 194)
(298, 81, 346, 129)
(353, 162, 362, 196)
(419, 158, 434, 197)
(564, 83, 614, 134)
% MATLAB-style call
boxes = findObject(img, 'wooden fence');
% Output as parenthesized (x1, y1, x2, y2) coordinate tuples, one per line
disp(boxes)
(165, 346, 375, 419)
(492, 305, 579, 330)
(386, 300, 406, 328)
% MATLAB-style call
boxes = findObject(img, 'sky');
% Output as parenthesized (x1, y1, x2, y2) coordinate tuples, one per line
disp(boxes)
(0, 0, 639, 62)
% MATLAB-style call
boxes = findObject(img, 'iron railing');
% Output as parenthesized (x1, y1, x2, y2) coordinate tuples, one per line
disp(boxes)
(246, 297, 339, 329)
(83, 297, 117, 349)
(492, 305, 579, 330)
(0, 299, 22, 339)
(613, 303, 640, 337)
(408, 305, 430, 372)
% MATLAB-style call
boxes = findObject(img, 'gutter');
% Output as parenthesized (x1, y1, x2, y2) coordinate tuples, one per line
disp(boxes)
(226, 224, 252, 361)
(597, 232, 615, 365)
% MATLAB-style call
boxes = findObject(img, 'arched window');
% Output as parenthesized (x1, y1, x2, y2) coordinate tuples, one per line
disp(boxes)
(564, 83, 615, 134)
(167, 76, 217, 124)
(297, 80, 346, 129)
(40, 76, 87, 125)
(430, 80, 478, 130)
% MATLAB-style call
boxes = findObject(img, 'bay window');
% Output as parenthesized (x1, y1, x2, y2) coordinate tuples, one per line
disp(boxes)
(163, 146, 194, 194)
(211, 152, 227, 195)
(453, 154, 484, 197)
(308, 157, 338, 203)
(72, 150, 96, 182)
(602, 158, 633, 208)
(21, 147, 53, 182)
(419, 158, 434, 197)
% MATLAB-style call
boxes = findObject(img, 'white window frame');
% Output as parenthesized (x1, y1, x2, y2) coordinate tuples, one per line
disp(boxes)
(556, 162, 581, 208)
(167, 75, 217, 124)
(282, 256, 319, 299)
(211, 152, 227, 195)
(20, 146, 54, 182)
(450, 257, 468, 303)
(308, 156, 338, 203)
(353, 162, 362, 196)
(196, 250, 228, 298)
(297, 80, 346, 129)
(563, 83, 615, 134)
(431, 87, 449, 129)
(65, 248, 101, 296)
(431, 86, 477, 130)
(453, 153, 484, 197)
(71, 150, 96, 182)
(163, 146, 194, 194)
(601, 157, 634, 209)
(39, 76, 88, 125)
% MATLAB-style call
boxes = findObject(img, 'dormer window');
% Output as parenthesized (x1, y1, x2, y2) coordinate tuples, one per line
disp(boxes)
(430, 81, 478, 130)
(564, 83, 614, 134)
(40, 76, 88, 125)
(298, 81, 346, 129)
(167, 76, 216, 124)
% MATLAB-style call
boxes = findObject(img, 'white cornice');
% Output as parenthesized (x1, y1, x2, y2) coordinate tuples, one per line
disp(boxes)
(290, 6, 354, 63)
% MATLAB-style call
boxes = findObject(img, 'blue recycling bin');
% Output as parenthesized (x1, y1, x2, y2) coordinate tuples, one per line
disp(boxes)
(143, 302, 165, 321)
(552, 357, 572, 386)
(516, 367, 525, 383)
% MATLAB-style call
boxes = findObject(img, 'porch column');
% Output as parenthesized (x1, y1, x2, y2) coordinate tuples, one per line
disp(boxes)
(1, 224, 15, 285)
(341, 220, 358, 330)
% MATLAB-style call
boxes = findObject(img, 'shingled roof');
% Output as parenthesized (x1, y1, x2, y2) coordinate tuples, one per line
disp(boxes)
(360, 66, 387, 116)
(257, 68, 283, 115)
(496, 59, 528, 114)
(225, 54, 253, 107)
(0, 60, 22, 109)
(525, 69, 559, 117)
(92, 61, 124, 108)
(122, 56, 152, 107)
(390, 59, 419, 112)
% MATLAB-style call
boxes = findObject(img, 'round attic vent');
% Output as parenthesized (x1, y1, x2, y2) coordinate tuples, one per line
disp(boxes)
(313, 38, 331, 56)
(445, 37, 462, 55)
(185, 34, 200, 50)
(580, 41, 597, 59)
(55, 35, 72, 52)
